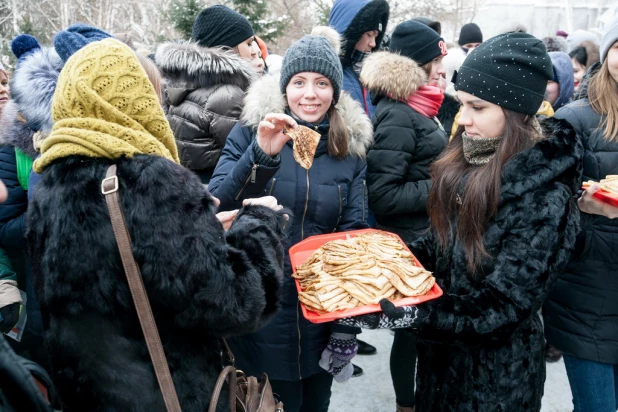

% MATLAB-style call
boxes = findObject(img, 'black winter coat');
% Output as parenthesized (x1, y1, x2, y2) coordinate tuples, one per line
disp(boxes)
(361, 52, 448, 242)
(544, 95, 618, 364)
(209, 74, 373, 381)
(408, 118, 582, 411)
(26, 154, 287, 411)
(155, 43, 256, 181)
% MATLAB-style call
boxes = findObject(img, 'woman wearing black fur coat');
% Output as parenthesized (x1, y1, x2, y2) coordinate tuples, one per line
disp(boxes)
(340, 32, 583, 412)
(361, 21, 449, 412)
(26, 35, 287, 411)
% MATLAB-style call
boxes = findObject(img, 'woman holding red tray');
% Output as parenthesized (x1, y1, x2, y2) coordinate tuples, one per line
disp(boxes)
(209, 29, 373, 412)
(543, 16, 618, 412)
(340, 32, 583, 412)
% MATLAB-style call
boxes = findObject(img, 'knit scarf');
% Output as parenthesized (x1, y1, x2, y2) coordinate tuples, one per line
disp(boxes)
(351, 49, 370, 75)
(462, 132, 503, 165)
(33, 38, 179, 173)
(403, 85, 444, 118)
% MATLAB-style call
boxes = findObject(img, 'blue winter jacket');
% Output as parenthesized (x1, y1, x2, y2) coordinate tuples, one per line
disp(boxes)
(549, 51, 574, 111)
(209, 74, 373, 381)
(328, 0, 389, 119)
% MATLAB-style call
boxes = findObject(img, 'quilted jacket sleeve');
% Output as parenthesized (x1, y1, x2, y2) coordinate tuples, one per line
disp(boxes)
(0, 147, 27, 250)
(209, 122, 280, 211)
(367, 108, 431, 216)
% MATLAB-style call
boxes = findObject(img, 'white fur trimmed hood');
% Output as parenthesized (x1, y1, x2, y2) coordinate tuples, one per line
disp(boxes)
(155, 41, 256, 90)
(360, 51, 427, 101)
(241, 74, 373, 158)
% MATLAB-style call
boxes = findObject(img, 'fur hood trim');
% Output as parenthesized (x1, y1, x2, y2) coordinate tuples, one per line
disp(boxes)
(155, 41, 256, 90)
(360, 51, 427, 101)
(501, 117, 583, 199)
(10, 46, 63, 134)
(0, 101, 37, 158)
(241, 74, 373, 158)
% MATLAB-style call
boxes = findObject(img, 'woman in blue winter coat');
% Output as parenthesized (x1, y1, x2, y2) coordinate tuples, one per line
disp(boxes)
(209, 33, 373, 412)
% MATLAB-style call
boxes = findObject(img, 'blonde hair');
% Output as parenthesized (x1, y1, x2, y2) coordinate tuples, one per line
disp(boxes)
(135, 52, 163, 104)
(589, 59, 618, 141)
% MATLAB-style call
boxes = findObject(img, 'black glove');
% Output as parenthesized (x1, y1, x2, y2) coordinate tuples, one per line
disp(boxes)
(336, 299, 419, 329)
(0, 303, 20, 334)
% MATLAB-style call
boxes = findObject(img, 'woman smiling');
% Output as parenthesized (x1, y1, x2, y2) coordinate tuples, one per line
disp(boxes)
(209, 30, 373, 412)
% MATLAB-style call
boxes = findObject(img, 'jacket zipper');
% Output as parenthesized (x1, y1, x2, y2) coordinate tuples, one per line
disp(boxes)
(296, 303, 302, 379)
(333, 185, 342, 232)
(268, 178, 277, 196)
(234, 164, 258, 201)
(362, 179, 367, 222)
(297, 169, 311, 380)
(300, 169, 310, 240)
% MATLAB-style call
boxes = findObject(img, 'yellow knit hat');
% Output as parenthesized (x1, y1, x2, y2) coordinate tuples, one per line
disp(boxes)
(34, 38, 179, 173)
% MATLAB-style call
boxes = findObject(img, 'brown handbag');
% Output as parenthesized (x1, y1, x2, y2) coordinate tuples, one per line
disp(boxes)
(208, 339, 283, 412)
(102, 165, 283, 412)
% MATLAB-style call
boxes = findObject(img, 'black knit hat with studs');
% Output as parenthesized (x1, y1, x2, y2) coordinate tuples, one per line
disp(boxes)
(192, 5, 254, 48)
(455, 32, 553, 115)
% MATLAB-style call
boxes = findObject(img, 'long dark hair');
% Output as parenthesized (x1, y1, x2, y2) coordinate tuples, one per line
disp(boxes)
(427, 110, 541, 273)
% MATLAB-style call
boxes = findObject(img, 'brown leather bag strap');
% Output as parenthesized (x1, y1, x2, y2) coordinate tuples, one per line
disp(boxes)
(102, 165, 182, 412)
(208, 366, 237, 412)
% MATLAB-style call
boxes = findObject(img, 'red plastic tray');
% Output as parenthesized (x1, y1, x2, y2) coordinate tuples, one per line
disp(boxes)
(582, 186, 618, 208)
(289, 229, 443, 323)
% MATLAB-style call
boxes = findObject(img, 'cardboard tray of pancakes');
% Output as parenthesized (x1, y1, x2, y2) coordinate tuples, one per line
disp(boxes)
(289, 229, 443, 324)
(583, 175, 618, 208)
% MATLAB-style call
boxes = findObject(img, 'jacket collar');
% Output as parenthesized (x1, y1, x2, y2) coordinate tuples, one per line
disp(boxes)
(155, 41, 256, 91)
(500, 117, 583, 200)
(241, 73, 373, 158)
(360, 51, 427, 101)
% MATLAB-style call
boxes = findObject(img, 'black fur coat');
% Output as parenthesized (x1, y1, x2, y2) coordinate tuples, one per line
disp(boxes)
(409, 117, 583, 411)
(26, 154, 287, 411)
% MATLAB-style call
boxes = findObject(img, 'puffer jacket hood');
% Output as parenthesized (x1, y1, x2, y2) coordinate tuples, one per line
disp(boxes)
(241, 73, 373, 158)
(360, 51, 427, 101)
(549, 51, 574, 110)
(155, 41, 256, 105)
(154, 42, 257, 174)
(328, 0, 389, 65)
(0, 46, 63, 157)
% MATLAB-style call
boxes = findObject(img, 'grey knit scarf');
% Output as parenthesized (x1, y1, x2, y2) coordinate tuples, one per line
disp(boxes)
(462, 132, 503, 165)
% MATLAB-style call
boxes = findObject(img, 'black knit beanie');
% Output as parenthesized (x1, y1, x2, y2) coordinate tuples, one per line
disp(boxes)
(390, 20, 448, 65)
(458, 23, 483, 46)
(192, 5, 254, 48)
(280, 35, 343, 103)
(455, 32, 553, 115)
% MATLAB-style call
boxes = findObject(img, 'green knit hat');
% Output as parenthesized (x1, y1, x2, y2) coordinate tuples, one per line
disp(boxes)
(279, 35, 343, 102)
(455, 32, 553, 115)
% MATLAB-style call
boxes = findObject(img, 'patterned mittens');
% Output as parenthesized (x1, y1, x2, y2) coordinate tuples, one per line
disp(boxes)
(337, 299, 419, 329)
(319, 332, 358, 382)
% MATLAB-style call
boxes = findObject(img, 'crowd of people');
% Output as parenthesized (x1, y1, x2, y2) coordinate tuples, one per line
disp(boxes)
(0, 0, 618, 411)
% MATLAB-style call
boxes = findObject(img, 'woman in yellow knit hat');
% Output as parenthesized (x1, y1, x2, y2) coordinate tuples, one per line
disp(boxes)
(26, 36, 287, 411)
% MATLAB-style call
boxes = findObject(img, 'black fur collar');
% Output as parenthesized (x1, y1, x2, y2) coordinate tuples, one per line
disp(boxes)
(501, 117, 583, 199)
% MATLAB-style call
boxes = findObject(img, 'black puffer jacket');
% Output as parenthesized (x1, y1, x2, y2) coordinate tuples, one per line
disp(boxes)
(155, 42, 256, 182)
(544, 88, 618, 364)
(26, 154, 287, 411)
(408, 118, 582, 411)
(361, 51, 448, 242)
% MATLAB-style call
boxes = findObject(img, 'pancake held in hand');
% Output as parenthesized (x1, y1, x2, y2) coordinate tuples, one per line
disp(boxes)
(284, 125, 321, 169)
